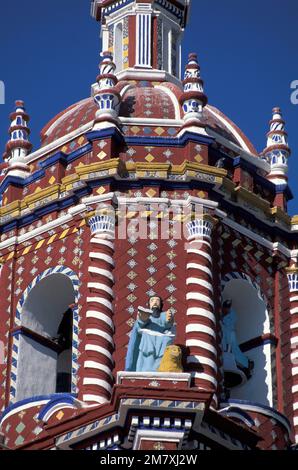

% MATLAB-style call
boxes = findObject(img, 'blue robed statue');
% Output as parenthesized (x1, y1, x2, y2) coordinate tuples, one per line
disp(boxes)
(221, 299, 254, 375)
(125, 296, 175, 372)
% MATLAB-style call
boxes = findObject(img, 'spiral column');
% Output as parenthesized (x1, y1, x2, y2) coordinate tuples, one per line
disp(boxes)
(82, 214, 115, 405)
(287, 266, 298, 443)
(185, 215, 218, 398)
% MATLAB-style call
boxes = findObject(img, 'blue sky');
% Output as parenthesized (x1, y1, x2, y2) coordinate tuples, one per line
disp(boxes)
(0, 0, 297, 212)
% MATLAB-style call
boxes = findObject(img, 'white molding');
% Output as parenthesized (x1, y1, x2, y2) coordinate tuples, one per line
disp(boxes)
(88, 267, 114, 282)
(86, 310, 114, 330)
(186, 324, 216, 339)
(88, 282, 114, 298)
(0, 399, 49, 425)
(186, 307, 216, 324)
(220, 402, 291, 435)
(87, 296, 114, 311)
(187, 249, 212, 263)
(186, 263, 212, 278)
(186, 292, 214, 308)
(82, 394, 108, 404)
(84, 361, 113, 377)
(186, 278, 213, 293)
(86, 328, 114, 345)
(117, 371, 191, 385)
(187, 355, 217, 372)
(83, 377, 112, 392)
(89, 252, 115, 266)
(191, 372, 217, 387)
(186, 338, 217, 356)
(85, 344, 114, 362)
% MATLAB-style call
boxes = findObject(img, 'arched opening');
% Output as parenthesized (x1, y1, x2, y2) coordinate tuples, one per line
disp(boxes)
(114, 21, 123, 73)
(221, 277, 273, 406)
(15, 273, 76, 401)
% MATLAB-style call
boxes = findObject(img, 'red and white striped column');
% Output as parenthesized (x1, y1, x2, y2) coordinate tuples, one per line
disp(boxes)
(82, 214, 115, 405)
(185, 215, 218, 401)
(287, 266, 298, 443)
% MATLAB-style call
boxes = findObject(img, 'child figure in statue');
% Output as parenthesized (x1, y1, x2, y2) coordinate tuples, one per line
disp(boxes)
(125, 296, 175, 372)
(221, 299, 254, 379)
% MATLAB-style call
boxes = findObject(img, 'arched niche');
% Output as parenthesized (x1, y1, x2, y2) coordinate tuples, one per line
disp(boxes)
(114, 21, 123, 73)
(222, 274, 273, 407)
(13, 270, 79, 403)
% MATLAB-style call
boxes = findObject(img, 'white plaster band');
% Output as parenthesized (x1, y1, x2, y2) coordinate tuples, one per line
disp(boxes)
(186, 278, 213, 293)
(86, 310, 114, 330)
(84, 361, 113, 377)
(187, 249, 212, 263)
(86, 328, 114, 345)
(186, 324, 216, 339)
(191, 372, 217, 387)
(290, 296, 298, 303)
(187, 355, 218, 372)
(186, 338, 217, 356)
(83, 377, 112, 392)
(91, 238, 114, 250)
(85, 344, 113, 362)
(87, 296, 113, 312)
(88, 282, 114, 298)
(186, 292, 214, 308)
(290, 307, 298, 315)
(82, 394, 108, 404)
(186, 263, 212, 278)
(88, 266, 114, 282)
(187, 307, 216, 324)
(189, 239, 211, 249)
(89, 252, 114, 266)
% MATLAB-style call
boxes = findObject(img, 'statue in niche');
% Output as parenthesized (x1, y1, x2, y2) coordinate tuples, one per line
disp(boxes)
(125, 296, 176, 373)
(221, 299, 254, 380)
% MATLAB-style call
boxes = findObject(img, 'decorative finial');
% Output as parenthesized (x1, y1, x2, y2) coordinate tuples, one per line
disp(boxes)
(92, 52, 121, 127)
(263, 107, 290, 185)
(3, 100, 32, 162)
(179, 53, 208, 123)
(3, 101, 32, 178)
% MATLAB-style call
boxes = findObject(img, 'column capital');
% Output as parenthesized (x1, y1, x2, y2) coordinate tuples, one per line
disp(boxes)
(186, 214, 218, 241)
(286, 265, 298, 292)
(87, 213, 115, 238)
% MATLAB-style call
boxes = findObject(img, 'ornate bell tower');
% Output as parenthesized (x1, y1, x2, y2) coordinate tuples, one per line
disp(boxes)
(91, 0, 191, 80)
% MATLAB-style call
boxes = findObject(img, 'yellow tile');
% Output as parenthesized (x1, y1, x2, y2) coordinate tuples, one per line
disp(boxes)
(146, 189, 157, 198)
(61, 146, 68, 153)
(35, 240, 45, 250)
(59, 229, 70, 240)
(78, 136, 85, 145)
(56, 411, 64, 421)
(97, 151, 107, 160)
(194, 154, 203, 163)
(96, 187, 106, 195)
(34, 187, 42, 193)
(47, 234, 57, 245)
(155, 127, 165, 136)
(49, 176, 56, 185)
(145, 154, 155, 163)
(131, 126, 140, 135)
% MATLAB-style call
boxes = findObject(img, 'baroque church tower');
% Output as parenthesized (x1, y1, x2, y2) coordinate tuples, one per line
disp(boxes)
(0, 0, 297, 450)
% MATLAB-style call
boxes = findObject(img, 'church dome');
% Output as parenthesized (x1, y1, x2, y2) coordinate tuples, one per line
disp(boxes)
(40, 80, 257, 155)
